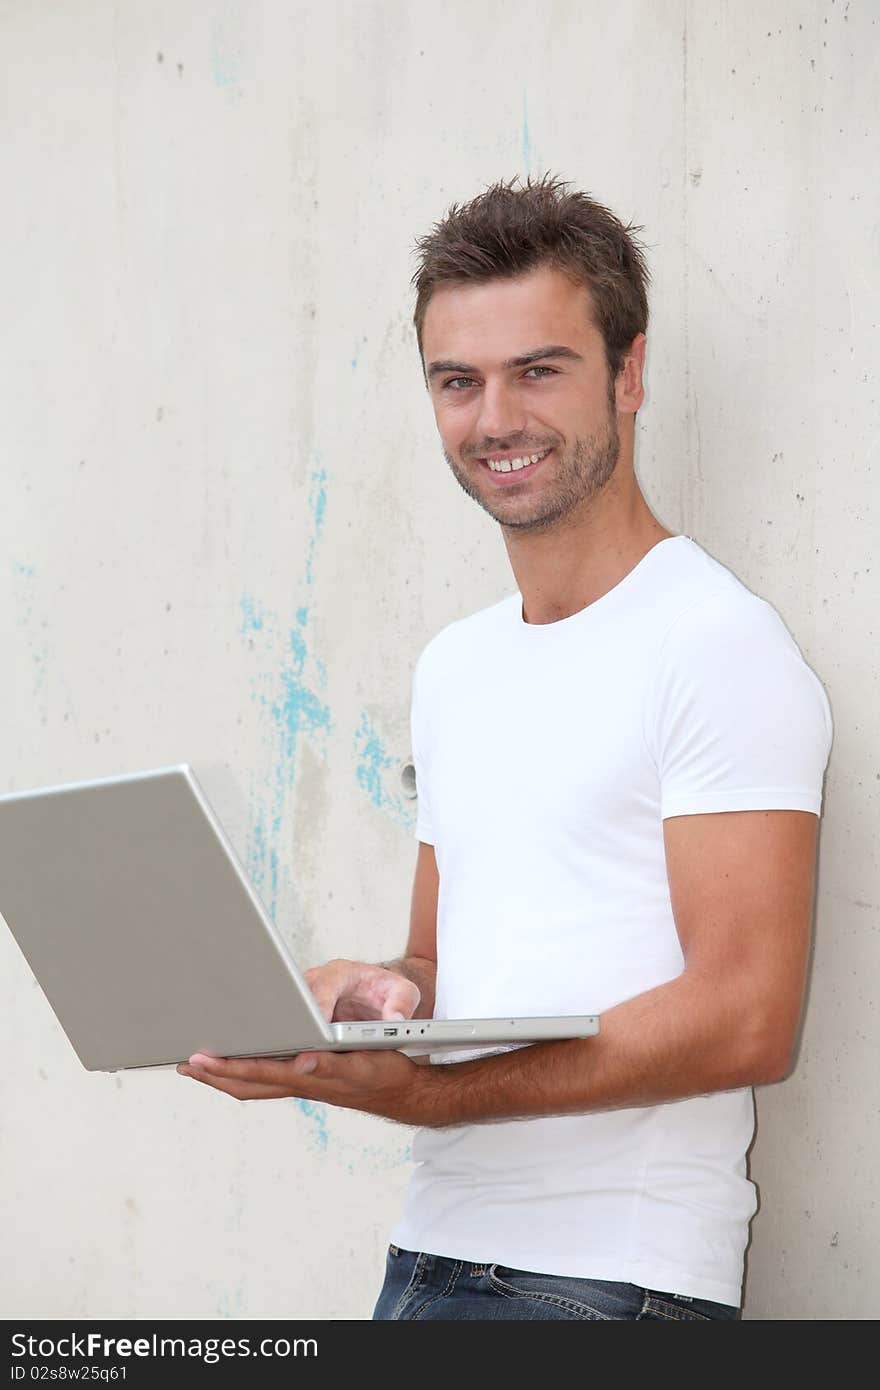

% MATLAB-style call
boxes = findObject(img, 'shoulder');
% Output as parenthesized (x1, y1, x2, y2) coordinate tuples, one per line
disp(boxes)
(650, 582, 834, 747)
(661, 587, 794, 663)
(644, 539, 833, 760)
(653, 539, 803, 659)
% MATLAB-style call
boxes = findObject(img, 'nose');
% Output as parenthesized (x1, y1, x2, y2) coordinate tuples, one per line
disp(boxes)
(474, 377, 528, 445)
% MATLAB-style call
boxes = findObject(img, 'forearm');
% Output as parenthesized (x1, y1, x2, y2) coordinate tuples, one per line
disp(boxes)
(380, 955, 437, 1018)
(185, 958, 792, 1127)
(414, 967, 790, 1128)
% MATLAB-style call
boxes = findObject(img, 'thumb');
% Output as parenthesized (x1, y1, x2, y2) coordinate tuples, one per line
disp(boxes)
(380, 978, 421, 1021)
(292, 1051, 321, 1075)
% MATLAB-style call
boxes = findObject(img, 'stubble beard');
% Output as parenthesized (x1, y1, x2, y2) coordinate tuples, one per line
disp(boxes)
(443, 402, 621, 535)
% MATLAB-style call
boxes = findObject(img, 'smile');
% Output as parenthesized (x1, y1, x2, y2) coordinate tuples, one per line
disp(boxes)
(479, 448, 552, 476)
(478, 450, 553, 489)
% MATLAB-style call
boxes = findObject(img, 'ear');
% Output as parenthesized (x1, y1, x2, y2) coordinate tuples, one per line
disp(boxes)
(616, 333, 646, 416)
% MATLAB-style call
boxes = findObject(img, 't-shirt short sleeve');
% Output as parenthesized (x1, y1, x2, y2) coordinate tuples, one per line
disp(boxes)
(410, 655, 436, 844)
(645, 590, 834, 820)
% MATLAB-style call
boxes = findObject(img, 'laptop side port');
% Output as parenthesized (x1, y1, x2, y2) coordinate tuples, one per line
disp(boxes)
(383, 1026, 398, 1037)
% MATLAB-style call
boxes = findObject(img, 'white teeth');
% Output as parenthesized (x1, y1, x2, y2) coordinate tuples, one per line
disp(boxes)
(486, 449, 550, 473)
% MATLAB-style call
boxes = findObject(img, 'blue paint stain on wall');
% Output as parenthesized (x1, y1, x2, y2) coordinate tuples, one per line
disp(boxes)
(345, 1137, 412, 1175)
(12, 561, 36, 628)
(212, 3, 241, 87)
(271, 656, 332, 763)
(214, 1285, 246, 1317)
(12, 563, 48, 708)
(355, 712, 391, 807)
(213, 57, 238, 87)
(245, 803, 267, 896)
(288, 619, 308, 672)
(240, 593, 264, 633)
(243, 622, 330, 921)
(355, 712, 415, 830)
(238, 453, 331, 926)
(294, 1098, 328, 1152)
(305, 463, 327, 587)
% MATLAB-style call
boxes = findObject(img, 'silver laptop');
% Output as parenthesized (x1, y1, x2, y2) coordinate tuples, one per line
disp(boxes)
(0, 764, 599, 1071)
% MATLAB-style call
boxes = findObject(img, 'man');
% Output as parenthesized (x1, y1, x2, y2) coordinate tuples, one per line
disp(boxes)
(179, 175, 833, 1320)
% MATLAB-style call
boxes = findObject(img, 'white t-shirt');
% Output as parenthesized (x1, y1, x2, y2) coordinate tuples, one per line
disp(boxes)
(390, 535, 833, 1307)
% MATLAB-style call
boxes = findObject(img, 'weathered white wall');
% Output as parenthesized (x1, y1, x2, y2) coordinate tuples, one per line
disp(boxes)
(1, 0, 876, 1320)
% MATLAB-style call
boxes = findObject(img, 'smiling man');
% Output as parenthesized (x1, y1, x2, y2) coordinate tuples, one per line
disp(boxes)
(179, 174, 833, 1321)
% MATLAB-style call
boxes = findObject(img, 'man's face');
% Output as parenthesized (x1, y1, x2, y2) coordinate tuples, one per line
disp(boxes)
(422, 265, 622, 533)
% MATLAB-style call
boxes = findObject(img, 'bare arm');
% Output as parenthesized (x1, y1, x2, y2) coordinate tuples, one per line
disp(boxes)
(411, 808, 818, 1125)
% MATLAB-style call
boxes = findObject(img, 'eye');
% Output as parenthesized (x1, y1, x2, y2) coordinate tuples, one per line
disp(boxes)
(439, 366, 557, 391)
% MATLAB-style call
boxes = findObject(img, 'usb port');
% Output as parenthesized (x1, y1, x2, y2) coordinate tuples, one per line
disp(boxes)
(383, 1027, 398, 1037)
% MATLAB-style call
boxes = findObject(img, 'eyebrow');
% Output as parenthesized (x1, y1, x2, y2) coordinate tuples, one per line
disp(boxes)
(425, 344, 584, 381)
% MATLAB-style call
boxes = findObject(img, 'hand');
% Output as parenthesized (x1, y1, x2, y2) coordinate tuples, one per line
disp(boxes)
(303, 957, 421, 1024)
(176, 1047, 433, 1125)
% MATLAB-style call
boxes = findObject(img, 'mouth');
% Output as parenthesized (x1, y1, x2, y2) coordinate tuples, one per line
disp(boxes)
(477, 447, 553, 485)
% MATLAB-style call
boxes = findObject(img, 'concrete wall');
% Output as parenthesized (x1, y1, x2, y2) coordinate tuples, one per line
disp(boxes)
(1, 0, 876, 1320)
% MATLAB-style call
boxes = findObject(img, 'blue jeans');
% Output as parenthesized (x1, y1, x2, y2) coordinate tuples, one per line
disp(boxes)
(372, 1246, 740, 1321)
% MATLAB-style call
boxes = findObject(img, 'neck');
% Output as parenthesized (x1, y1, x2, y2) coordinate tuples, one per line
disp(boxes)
(501, 471, 673, 625)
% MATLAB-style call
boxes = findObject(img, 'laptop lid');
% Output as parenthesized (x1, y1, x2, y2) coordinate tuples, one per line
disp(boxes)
(0, 764, 336, 1070)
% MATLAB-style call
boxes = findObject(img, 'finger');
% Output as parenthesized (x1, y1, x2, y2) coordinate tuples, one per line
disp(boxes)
(185, 1051, 335, 1087)
(177, 1066, 293, 1101)
(379, 980, 421, 1020)
(309, 987, 342, 1023)
(300, 969, 338, 1023)
(304, 961, 352, 1023)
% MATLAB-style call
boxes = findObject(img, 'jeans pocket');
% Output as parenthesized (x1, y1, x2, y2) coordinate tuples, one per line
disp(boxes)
(391, 1251, 432, 1319)
(488, 1265, 633, 1320)
(641, 1290, 739, 1322)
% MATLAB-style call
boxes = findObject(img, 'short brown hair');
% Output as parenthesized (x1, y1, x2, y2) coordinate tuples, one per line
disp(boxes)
(411, 172, 651, 384)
